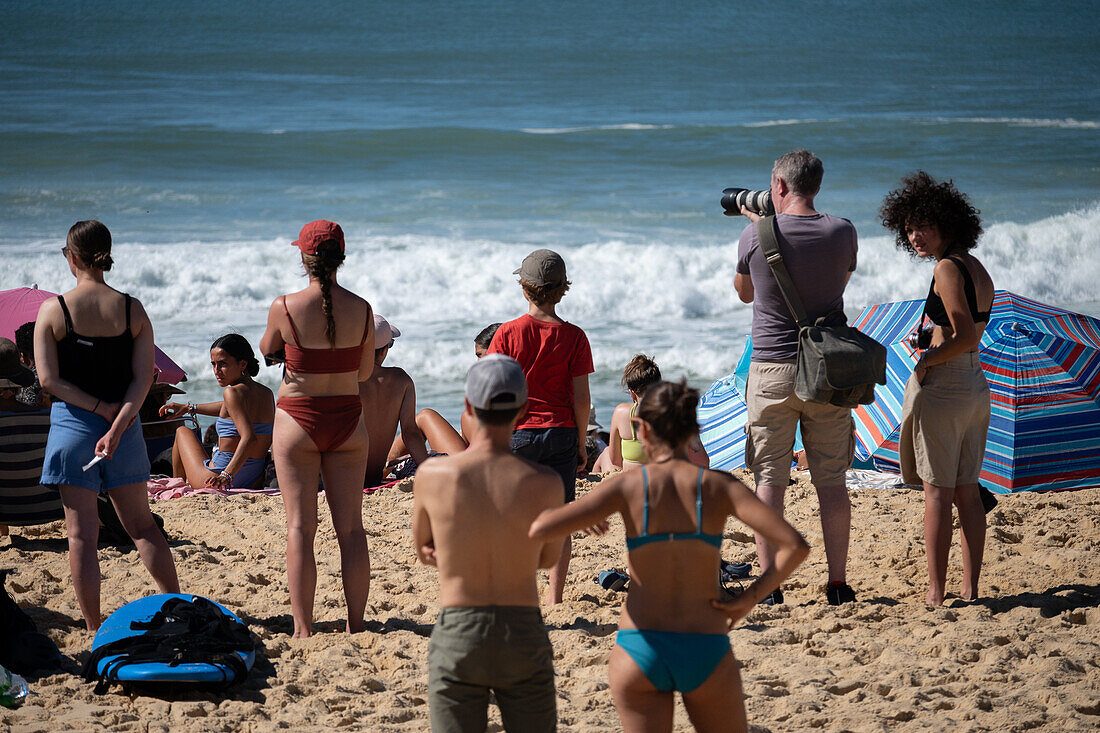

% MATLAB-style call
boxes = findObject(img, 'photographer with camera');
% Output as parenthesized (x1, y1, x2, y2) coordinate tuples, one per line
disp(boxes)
(732, 149, 859, 606)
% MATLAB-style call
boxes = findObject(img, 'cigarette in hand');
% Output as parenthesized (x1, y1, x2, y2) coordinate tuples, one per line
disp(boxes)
(82, 455, 106, 471)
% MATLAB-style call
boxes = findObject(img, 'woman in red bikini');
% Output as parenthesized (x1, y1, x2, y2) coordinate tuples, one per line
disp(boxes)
(260, 220, 375, 638)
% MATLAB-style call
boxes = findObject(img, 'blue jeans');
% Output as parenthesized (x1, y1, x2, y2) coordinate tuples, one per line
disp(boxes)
(511, 427, 578, 502)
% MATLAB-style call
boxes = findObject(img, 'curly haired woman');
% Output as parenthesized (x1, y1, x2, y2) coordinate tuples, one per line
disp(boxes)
(881, 172, 994, 606)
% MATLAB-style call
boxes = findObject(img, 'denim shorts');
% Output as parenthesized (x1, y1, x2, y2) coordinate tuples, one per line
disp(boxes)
(41, 401, 150, 493)
(511, 426, 578, 502)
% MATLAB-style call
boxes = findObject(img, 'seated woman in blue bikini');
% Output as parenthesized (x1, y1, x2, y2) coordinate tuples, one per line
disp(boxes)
(531, 379, 808, 732)
(160, 334, 275, 489)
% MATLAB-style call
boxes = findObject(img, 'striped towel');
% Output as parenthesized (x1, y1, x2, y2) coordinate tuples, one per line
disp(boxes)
(0, 409, 62, 526)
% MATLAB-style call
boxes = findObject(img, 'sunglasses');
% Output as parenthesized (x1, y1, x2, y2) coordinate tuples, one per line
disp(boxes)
(60, 246, 70, 257)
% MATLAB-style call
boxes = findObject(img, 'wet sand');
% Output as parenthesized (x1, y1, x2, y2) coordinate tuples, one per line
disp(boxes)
(4, 471, 1099, 732)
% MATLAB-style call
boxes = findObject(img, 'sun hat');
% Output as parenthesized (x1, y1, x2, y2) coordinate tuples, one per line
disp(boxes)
(465, 354, 527, 411)
(513, 249, 566, 287)
(292, 220, 345, 256)
(374, 314, 402, 350)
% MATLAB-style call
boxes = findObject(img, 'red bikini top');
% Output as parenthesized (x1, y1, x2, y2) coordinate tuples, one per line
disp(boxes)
(281, 296, 369, 374)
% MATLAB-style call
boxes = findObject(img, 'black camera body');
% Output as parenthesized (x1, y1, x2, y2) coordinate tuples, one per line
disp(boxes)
(908, 327, 933, 351)
(721, 187, 775, 217)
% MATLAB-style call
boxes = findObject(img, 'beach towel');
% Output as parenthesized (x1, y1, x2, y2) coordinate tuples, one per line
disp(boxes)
(146, 477, 279, 500)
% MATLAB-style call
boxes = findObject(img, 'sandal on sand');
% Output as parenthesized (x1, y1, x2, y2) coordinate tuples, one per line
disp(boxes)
(721, 561, 752, 580)
(596, 569, 630, 592)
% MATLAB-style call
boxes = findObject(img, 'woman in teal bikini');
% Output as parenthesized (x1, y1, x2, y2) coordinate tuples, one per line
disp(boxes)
(160, 333, 275, 490)
(531, 380, 808, 732)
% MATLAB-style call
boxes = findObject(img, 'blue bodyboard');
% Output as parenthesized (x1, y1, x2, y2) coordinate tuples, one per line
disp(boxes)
(92, 593, 255, 683)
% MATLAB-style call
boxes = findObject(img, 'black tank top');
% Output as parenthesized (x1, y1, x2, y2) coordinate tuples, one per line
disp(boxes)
(56, 294, 135, 404)
(924, 256, 991, 327)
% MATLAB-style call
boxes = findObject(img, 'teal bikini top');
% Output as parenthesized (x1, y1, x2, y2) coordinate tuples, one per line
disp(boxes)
(625, 466, 724, 551)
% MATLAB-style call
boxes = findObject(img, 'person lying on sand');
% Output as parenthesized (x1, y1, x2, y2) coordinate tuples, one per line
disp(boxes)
(386, 322, 502, 471)
(413, 354, 565, 732)
(358, 314, 428, 488)
(160, 334, 274, 490)
(530, 379, 808, 733)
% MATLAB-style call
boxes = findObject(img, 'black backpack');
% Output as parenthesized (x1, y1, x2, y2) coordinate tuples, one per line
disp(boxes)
(0, 569, 62, 675)
(82, 596, 254, 694)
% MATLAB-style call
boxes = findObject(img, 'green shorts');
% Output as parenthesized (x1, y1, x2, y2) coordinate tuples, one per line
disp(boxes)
(428, 606, 556, 732)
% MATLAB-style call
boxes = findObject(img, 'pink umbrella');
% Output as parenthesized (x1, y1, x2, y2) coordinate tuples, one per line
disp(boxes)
(0, 286, 187, 384)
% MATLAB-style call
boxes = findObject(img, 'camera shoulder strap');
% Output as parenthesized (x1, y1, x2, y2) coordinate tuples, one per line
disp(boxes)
(756, 216, 810, 327)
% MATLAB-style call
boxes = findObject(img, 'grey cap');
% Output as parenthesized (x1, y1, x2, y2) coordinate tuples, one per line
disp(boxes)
(513, 249, 566, 286)
(465, 354, 527, 411)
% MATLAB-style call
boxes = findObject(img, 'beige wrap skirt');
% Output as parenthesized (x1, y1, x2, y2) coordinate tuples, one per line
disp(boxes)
(899, 351, 991, 487)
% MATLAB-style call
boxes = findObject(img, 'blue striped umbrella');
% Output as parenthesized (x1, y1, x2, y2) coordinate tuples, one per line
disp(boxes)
(851, 291, 1100, 493)
(698, 335, 803, 471)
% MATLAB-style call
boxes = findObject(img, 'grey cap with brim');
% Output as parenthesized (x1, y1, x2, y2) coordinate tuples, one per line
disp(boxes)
(466, 354, 527, 411)
(513, 249, 566, 287)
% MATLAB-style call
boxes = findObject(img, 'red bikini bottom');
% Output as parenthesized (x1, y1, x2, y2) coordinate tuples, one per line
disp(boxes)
(277, 395, 362, 452)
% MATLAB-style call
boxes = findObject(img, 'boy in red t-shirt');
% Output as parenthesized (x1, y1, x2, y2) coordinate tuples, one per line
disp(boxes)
(489, 249, 593, 605)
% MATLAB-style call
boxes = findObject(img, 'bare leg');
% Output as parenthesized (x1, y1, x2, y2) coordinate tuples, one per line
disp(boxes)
(954, 483, 986, 600)
(108, 482, 179, 594)
(682, 652, 747, 733)
(591, 445, 614, 474)
(320, 420, 371, 633)
(416, 408, 468, 456)
(59, 485, 102, 631)
(608, 644, 675, 733)
(171, 424, 217, 488)
(546, 535, 571, 605)
(815, 483, 851, 584)
(753, 483, 786, 573)
(273, 409, 322, 638)
(923, 482, 954, 605)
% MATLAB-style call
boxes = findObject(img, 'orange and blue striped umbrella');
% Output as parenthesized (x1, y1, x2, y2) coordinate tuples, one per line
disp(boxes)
(851, 291, 1100, 493)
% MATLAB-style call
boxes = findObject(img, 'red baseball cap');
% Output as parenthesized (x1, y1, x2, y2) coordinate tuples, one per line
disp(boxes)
(292, 220, 345, 255)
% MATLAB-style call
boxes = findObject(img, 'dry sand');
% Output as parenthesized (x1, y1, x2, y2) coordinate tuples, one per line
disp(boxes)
(3, 471, 1099, 732)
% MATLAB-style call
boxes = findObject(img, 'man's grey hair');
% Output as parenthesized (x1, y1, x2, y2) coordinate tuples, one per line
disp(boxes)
(772, 149, 824, 197)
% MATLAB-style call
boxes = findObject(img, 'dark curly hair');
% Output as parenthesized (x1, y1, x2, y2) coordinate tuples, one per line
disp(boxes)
(880, 171, 983, 255)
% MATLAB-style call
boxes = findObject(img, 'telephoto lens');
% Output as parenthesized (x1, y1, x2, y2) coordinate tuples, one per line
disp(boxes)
(721, 187, 775, 217)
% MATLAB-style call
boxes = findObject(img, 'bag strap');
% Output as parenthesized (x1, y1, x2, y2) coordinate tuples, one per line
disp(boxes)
(756, 216, 810, 327)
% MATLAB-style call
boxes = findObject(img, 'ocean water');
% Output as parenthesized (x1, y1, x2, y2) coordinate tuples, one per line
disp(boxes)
(2, 1, 1098, 424)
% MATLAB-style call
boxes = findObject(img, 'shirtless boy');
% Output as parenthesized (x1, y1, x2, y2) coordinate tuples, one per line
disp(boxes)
(358, 314, 428, 487)
(413, 354, 565, 732)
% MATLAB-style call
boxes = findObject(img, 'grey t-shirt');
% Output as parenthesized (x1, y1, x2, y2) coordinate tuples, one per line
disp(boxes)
(736, 213, 858, 362)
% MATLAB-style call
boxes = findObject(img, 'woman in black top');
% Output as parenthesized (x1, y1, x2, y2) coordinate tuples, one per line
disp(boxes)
(881, 173, 995, 606)
(35, 220, 179, 631)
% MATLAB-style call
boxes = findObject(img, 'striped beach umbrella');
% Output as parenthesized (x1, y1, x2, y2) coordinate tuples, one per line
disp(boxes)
(698, 335, 802, 472)
(851, 291, 1100, 493)
(698, 369, 750, 471)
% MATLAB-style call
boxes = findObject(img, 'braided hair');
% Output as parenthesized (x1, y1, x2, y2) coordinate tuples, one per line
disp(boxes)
(301, 240, 345, 346)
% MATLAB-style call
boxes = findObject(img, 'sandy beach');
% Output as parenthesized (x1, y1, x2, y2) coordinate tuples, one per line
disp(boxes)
(2, 471, 1098, 732)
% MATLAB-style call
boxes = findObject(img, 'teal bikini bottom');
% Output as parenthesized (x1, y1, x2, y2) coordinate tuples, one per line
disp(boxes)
(616, 629, 730, 693)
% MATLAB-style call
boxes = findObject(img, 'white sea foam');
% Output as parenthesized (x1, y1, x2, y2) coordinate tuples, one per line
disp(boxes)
(940, 117, 1099, 130)
(4, 205, 1098, 416)
(521, 123, 675, 134)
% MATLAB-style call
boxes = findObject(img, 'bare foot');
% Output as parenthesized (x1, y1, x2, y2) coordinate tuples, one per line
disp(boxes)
(926, 589, 944, 606)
